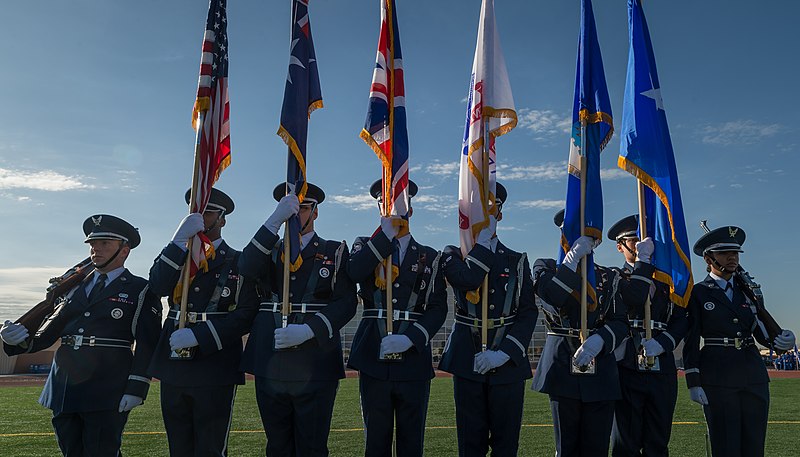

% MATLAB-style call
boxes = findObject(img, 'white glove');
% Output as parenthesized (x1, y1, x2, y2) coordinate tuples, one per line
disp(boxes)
(774, 329, 796, 351)
(563, 236, 598, 272)
(642, 337, 665, 357)
(264, 195, 300, 234)
(118, 394, 143, 413)
(476, 216, 497, 249)
(171, 213, 205, 248)
(689, 387, 709, 406)
(380, 216, 399, 240)
(0, 321, 29, 346)
(573, 333, 604, 367)
(380, 334, 413, 357)
(169, 328, 199, 351)
(274, 324, 314, 349)
(635, 237, 655, 263)
(473, 350, 510, 374)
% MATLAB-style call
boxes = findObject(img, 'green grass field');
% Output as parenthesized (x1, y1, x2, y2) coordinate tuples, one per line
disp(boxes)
(1, 378, 798, 456)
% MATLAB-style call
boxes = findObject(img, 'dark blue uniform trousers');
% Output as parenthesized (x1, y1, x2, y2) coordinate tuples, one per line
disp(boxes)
(453, 376, 525, 457)
(358, 373, 431, 457)
(703, 383, 769, 457)
(52, 409, 129, 457)
(550, 395, 615, 457)
(160, 383, 237, 457)
(254, 377, 338, 457)
(611, 368, 677, 457)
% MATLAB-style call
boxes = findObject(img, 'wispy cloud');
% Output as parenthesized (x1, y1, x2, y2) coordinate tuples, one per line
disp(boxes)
(329, 193, 375, 211)
(425, 161, 460, 177)
(415, 194, 457, 217)
(698, 120, 783, 146)
(0, 267, 65, 322)
(496, 162, 564, 181)
(0, 167, 95, 191)
(515, 199, 565, 210)
(600, 168, 632, 181)
(517, 108, 571, 139)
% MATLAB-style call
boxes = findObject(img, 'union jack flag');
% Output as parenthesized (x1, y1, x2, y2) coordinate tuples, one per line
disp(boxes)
(176, 0, 231, 303)
(277, 0, 323, 272)
(361, 0, 410, 224)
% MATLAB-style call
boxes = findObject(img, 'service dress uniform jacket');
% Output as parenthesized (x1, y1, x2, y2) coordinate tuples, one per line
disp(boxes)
(532, 259, 650, 457)
(5, 269, 161, 455)
(683, 275, 771, 457)
(347, 231, 447, 457)
(611, 262, 689, 457)
(438, 241, 537, 457)
(147, 239, 258, 457)
(238, 226, 357, 457)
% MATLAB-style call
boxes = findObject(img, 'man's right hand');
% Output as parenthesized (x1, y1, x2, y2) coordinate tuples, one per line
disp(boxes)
(171, 213, 205, 247)
(563, 235, 598, 272)
(264, 195, 300, 234)
(689, 386, 709, 406)
(380, 217, 399, 240)
(0, 321, 29, 346)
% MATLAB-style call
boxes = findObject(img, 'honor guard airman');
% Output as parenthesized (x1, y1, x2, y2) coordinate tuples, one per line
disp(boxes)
(606, 215, 688, 457)
(346, 180, 447, 457)
(237, 182, 357, 457)
(531, 209, 652, 457)
(439, 183, 538, 457)
(684, 225, 796, 457)
(146, 188, 258, 457)
(2, 215, 161, 457)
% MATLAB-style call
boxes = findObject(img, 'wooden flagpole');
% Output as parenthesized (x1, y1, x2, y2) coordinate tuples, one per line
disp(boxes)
(480, 119, 490, 352)
(579, 118, 588, 345)
(637, 181, 655, 367)
(282, 179, 291, 329)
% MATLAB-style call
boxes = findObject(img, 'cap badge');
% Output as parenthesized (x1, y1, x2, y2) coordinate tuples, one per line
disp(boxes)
(728, 227, 738, 238)
(92, 215, 102, 226)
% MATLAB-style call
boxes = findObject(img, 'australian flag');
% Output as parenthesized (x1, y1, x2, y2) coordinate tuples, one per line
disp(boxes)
(618, 0, 693, 306)
(277, 0, 323, 272)
(360, 0, 410, 224)
(559, 0, 613, 311)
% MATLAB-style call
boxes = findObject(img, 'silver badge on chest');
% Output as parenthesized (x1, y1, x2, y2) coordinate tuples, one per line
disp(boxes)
(703, 302, 715, 311)
(221, 287, 231, 298)
(319, 267, 330, 278)
(111, 308, 124, 319)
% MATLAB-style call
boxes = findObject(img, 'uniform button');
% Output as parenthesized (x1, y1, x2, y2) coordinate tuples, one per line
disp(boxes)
(291, 275, 296, 281)
(220, 250, 226, 255)
(289, 292, 294, 298)
(394, 283, 399, 288)
(504, 268, 509, 273)
(490, 289, 495, 294)
(188, 303, 194, 309)
(736, 332, 742, 337)
(489, 305, 495, 310)
(392, 298, 397, 304)
(84, 312, 90, 317)
(78, 328, 84, 334)
(194, 287, 200, 292)
(733, 318, 739, 323)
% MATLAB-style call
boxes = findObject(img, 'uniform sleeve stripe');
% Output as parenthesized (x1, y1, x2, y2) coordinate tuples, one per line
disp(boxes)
(506, 334, 525, 355)
(630, 274, 654, 286)
(316, 313, 334, 339)
(466, 255, 489, 273)
(207, 321, 223, 351)
(413, 322, 430, 344)
(603, 324, 616, 350)
(685, 368, 699, 374)
(128, 375, 151, 384)
(367, 240, 384, 262)
(552, 277, 572, 294)
(159, 254, 181, 271)
(251, 238, 271, 255)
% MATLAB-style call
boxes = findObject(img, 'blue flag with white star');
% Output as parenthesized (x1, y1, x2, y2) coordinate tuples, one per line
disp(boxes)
(618, 0, 693, 307)
(277, 0, 323, 272)
(558, 0, 613, 311)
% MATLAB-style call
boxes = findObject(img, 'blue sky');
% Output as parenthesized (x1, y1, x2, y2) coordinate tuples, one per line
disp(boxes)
(1, 0, 798, 334)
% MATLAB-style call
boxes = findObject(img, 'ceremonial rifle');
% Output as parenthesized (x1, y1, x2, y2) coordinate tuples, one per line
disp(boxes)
(13, 258, 95, 350)
(699, 220, 785, 354)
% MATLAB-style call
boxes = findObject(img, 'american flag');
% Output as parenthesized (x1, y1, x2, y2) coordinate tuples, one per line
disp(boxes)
(175, 0, 231, 302)
(277, 0, 323, 272)
(361, 0, 410, 224)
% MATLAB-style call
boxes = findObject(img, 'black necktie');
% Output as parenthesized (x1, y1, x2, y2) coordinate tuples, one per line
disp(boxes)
(88, 273, 108, 302)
